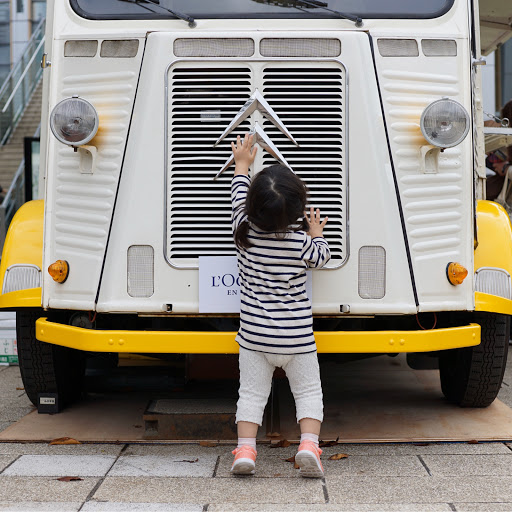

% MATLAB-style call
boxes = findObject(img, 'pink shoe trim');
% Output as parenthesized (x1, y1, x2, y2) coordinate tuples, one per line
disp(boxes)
(232, 445, 257, 458)
(298, 440, 323, 455)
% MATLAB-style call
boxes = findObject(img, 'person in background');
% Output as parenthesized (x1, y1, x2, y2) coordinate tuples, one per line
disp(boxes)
(486, 99, 512, 201)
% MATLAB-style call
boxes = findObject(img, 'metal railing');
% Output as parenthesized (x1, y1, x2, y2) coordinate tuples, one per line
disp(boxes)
(0, 18, 45, 146)
(0, 159, 25, 253)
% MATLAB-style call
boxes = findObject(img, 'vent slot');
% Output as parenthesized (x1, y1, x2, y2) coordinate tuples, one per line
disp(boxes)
(64, 40, 98, 57)
(100, 40, 139, 58)
(260, 38, 341, 57)
(127, 246, 154, 298)
(174, 39, 255, 57)
(475, 267, 512, 300)
(421, 39, 457, 57)
(2, 265, 41, 294)
(167, 63, 346, 267)
(377, 39, 419, 57)
(358, 246, 386, 299)
(167, 66, 252, 263)
(261, 66, 346, 263)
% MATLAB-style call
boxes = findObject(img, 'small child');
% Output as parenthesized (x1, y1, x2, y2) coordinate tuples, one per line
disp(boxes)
(230, 134, 330, 478)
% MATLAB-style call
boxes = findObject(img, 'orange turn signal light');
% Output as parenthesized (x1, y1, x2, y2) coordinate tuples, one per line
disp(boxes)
(48, 260, 69, 283)
(446, 262, 468, 286)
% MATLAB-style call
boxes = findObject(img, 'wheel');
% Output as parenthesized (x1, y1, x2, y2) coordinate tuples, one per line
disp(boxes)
(439, 312, 509, 407)
(17, 309, 86, 408)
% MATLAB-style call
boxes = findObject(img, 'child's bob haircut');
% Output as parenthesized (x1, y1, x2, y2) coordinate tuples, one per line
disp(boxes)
(235, 164, 308, 250)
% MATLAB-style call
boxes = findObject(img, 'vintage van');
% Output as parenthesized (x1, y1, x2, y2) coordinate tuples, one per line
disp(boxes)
(1, 0, 512, 409)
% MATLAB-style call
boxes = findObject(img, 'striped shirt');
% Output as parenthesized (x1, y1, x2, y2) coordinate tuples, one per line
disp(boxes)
(231, 175, 331, 355)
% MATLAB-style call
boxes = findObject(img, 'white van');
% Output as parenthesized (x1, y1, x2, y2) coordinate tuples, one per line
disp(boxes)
(1, 0, 512, 409)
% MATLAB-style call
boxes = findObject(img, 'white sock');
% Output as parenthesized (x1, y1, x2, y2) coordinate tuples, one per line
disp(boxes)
(300, 433, 319, 445)
(237, 437, 256, 450)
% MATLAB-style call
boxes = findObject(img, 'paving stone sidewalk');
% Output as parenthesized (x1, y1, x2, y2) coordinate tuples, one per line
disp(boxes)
(0, 347, 510, 511)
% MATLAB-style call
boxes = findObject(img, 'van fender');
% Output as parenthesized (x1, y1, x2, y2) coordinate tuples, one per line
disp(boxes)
(0, 200, 43, 309)
(474, 200, 512, 315)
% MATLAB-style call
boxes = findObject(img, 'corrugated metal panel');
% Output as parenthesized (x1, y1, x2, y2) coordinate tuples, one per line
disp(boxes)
(54, 71, 135, 254)
(380, 69, 464, 261)
(166, 61, 346, 268)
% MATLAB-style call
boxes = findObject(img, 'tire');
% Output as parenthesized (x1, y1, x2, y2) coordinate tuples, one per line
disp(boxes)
(439, 312, 509, 407)
(17, 309, 86, 408)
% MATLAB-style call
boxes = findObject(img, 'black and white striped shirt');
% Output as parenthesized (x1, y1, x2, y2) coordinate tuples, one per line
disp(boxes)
(231, 175, 331, 355)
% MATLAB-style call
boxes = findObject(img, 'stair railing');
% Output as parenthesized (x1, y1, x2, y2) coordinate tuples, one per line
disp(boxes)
(0, 159, 25, 252)
(0, 18, 45, 146)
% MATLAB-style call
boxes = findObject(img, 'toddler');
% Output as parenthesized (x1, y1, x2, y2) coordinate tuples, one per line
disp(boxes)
(230, 134, 330, 478)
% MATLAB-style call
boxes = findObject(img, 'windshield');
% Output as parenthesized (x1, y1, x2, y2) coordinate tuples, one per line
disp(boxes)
(71, 0, 454, 20)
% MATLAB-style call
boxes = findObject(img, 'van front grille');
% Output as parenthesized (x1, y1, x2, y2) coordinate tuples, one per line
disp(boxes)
(166, 61, 346, 268)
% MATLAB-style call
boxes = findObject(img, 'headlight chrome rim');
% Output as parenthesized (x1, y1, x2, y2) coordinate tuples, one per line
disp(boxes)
(420, 98, 470, 149)
(50, 97, 99, 146)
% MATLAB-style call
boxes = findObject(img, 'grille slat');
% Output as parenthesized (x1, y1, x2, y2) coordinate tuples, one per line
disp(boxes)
(167, 62, 346, 265)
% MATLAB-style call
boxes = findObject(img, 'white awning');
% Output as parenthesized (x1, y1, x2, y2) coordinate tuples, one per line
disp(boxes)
(480, 0, 512, 55)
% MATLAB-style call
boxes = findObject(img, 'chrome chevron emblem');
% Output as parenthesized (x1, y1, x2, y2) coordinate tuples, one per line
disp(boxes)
(213, 89, 300, 180)
(214, 89, 299, 147)
(214, 123, 295, 180)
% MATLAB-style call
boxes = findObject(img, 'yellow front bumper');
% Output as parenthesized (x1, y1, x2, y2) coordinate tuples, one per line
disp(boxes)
(35, 318, 480, 354)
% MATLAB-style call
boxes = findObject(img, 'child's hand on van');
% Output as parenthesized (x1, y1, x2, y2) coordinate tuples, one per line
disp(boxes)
(232, 134, 257, 176)
(306, 207, 328, 238)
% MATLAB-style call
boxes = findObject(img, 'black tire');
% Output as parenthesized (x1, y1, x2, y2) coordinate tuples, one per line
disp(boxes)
(439, 312, 509, 407)
(17, 309, 86, 407)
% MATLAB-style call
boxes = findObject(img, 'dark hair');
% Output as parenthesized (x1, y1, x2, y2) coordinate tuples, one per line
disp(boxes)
(503, 100, 512, 163)
(235, 165, 308, 250)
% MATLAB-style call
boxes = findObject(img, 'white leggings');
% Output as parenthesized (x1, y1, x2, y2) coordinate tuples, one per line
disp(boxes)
(236, 347, 323, 426)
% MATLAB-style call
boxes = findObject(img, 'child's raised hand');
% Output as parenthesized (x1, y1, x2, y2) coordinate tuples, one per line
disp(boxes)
(306, 207, 328, 238)
(232, 134, 257, 176)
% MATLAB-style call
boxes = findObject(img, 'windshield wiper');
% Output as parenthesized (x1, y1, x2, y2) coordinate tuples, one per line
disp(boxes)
(266, 0, 363, 27)
(119, 0, 196, 28)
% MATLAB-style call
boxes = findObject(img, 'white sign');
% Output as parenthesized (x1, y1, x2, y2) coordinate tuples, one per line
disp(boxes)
(199, 256, 241, 313)
(198, 256, 312, 314)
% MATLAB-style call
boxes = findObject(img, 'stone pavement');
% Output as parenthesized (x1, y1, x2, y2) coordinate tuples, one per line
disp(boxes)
(0, 348, 510, 511)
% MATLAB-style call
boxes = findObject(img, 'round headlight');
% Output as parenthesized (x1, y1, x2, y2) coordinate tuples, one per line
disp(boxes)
(420, 99, 470, 148)
(50, 97, 99, 146)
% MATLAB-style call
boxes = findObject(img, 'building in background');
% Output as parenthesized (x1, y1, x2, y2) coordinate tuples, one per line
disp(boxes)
(0, 1, 10, 82)
(499, 40, 512, 109)
(0, 0, 45, 84)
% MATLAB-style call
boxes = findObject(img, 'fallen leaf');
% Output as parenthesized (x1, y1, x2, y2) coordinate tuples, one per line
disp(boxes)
(57, 476, 82, 482)
(199, 441, 218, 447)
(285, 456, 295, 463)
(328, 453, 349, 460)
(467, 440, 479, 444)
(294, 462, 300, 469)
(176, 458, 199, 463)
(273, 473, 283, 477)
(49, 437, 81, 445)
(319, 436, 339, 448)
(266, 432, 281, 438)
(270, 439, 291, 448)
(16, 387, 24, 390)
